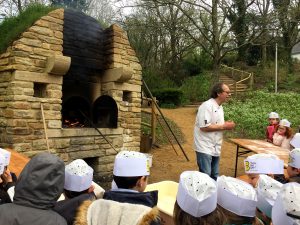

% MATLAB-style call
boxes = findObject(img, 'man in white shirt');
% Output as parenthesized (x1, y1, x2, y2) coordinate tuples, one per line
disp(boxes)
(194, 82, 235, 180)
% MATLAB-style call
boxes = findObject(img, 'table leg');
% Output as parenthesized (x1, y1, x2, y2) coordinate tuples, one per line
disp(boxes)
(234, 145, 239, 177)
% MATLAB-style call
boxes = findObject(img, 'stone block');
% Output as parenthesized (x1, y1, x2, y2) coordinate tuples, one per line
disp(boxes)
(105, 148, 119, 155)
(54, 31, 63, 39)
(69, 150, 103, 160)
(12, 43, 32, 52)
(28, 122, 44, 129)
(43, 110, 61, 120)
(47, 90, 62, 99)
(29, 26, 53, 36)
(70, 137, 95, 145)
(0, 58, 9, 66)
(13, 143, 32, 152)
(18, 38, 42, 48)
(8, 102, 31, 110)
(6, 119, 27, 127)
(48, 120, 61, 128)
(53, 139, 70, 149)
(97, 155, 115, 164)
(32, 139, 48, 149)
(6, 127, 32, 135)
(41, 15, 64, 25)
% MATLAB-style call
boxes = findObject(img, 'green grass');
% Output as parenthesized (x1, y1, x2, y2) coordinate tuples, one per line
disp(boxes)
(0, 4, 57, 54)
(224, 91, 300, 139)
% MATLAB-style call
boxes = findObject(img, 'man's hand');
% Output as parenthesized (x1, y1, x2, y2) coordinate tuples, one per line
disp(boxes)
(223, 121, 235, 130)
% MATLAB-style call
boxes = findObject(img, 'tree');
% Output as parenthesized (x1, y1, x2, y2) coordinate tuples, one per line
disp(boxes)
(272, 0, 300, 72)
(225, 0, 255, 61)
(50, 0, 89, 12)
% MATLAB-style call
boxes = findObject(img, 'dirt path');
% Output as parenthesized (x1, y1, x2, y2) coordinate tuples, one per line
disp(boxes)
(148, 106, 246, 183)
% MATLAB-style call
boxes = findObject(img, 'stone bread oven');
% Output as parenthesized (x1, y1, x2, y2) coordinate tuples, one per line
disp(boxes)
(0, 9, 142, 188)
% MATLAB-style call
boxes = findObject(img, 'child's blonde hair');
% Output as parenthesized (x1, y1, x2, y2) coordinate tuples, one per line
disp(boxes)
(275, 125, 293, 139)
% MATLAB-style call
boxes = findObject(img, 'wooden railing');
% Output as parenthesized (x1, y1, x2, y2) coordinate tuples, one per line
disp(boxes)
(220, 64, 254, 97)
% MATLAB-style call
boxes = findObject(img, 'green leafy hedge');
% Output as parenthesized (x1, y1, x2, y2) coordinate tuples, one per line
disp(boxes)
(224, 91, 300, 139)
(152, 88, 183, 108)
(180, 72, 212, 103)
(0, 4, 56, 54)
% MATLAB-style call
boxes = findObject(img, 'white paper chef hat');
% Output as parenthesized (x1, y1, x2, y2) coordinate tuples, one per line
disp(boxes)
(269, 112, 279, 119)
(64, 159, 94, 192)
(290, 133, 300, 148)
(0, 148, 11, 166)
(256, 174, 283, 218)
(176, 171, 217, 217)
(217, 176, 257, 217)
(113, 150, 150, 177)
(279, 119, 291, 128)
(244, 153, 284, 174)
(288, 148, 300, 169)
(0, 154, 5, 174)
(272, 182, 300, 225)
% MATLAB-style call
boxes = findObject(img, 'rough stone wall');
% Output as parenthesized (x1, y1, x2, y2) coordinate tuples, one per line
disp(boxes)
(0, 9, 64, 156)
(103, 24, 142, 151)
(0, 9, 142, 189)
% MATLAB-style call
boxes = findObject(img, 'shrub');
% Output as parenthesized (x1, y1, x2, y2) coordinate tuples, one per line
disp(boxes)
(180, 72, 213, 103)
(0, 4, 56, 54)
(142, 68, 177, 95)
(152, 88, 183, 107)
(224, 91, 300, 139)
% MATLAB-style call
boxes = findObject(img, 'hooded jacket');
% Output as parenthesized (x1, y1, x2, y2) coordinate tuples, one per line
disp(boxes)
(0, 152, 67, 225)
(74, 199, 160, 225)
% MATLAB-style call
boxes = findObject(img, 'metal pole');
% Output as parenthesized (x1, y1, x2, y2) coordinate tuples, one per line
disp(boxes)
(78, 110, 118, 153)
(142, 79, 189, 161)
(275, 43, 278, 93)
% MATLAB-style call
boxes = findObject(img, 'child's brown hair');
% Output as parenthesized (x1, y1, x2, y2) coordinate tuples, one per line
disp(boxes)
(173, 201, 225, 225)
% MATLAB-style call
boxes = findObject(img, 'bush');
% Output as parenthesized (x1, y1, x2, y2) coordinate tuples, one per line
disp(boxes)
(142, 68, 177, 95)
(224, 91, 300, 139)
(152, 88, 183, 107)
(180, 72, 213, 103)
(182, 51, 213, 76)
(0, 4, 56, 53)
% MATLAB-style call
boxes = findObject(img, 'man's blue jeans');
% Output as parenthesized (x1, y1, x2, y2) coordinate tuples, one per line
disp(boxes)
(196, 151, 220, 180)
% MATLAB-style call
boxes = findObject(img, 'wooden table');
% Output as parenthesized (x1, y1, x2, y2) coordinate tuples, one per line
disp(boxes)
(229, 139, 290, 177)
(5, 148, 29, 177)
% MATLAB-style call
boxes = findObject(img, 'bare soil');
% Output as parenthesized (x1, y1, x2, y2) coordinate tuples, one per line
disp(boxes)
(148, 106, 246, 184)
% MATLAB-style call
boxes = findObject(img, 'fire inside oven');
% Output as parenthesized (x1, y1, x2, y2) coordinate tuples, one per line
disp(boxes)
(62, 95, 117, 128)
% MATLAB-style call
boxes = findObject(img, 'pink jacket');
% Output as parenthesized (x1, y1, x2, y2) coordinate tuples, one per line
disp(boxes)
(272, 133, 292, 150)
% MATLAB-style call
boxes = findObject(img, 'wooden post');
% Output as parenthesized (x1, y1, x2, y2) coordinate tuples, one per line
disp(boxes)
(235, 82, 237, 98)
(151, 97, 156, 145)
(41, 103, 50, 152)
(250, 73, 254, 90)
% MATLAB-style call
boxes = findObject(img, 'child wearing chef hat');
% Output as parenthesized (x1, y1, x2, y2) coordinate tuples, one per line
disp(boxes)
(290, 133, 300, 148)
(217, 175, 262, 225)
(273, 119, 293, 150)
(174, 171, 224, 225)
(287, 148, 300, 183)
(103, 150, 158, 209)
(266, 112, 280, 142)
(272, 182, 300, 225)
(54, 159, 104, 225)
(255, 174, 283, 224)
(244, 153, 284, 187)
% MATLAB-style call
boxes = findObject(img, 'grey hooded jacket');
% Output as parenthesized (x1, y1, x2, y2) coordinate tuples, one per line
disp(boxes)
(0, 152, 67, 225)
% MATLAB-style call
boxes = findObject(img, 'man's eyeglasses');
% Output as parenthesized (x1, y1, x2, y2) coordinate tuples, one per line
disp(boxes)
(222, 91, 231, 94)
